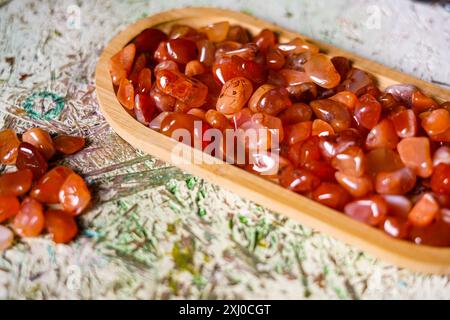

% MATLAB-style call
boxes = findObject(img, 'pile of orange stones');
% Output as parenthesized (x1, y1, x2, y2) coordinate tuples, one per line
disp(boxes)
(0, 128, 90, 250)
(110, 21, 450, 246)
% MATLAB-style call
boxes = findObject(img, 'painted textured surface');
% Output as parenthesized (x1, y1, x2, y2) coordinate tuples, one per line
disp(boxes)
(0, 0, 449, 299)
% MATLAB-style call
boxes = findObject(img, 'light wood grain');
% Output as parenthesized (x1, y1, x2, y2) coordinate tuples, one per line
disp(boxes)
(95, 7, 450, 274)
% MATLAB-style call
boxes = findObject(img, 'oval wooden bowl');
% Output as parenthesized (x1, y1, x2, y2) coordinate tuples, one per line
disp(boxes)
(95, 7, 450, 274)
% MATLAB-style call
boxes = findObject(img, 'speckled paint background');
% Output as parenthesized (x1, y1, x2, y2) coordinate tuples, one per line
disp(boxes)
(0, 0, 449, 299)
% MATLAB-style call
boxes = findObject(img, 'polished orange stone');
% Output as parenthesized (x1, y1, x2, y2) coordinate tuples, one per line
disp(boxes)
(397, 137, 433, 178)
(22, 128, 55, 160)
(13, 197, 45, 237)
(16, 142, 48, 180)
(375, 167, 416, 195)
(365, 119, 399, 150)
(0, 169, 33, 197)
(109, 43, 136, 86)
(0, 196, 20, 223)
(312, 182, 350, 210)
(156, 69, 208, 108)
(312, 119, 335, 137)
(217, 77, 253, 114)
(408, 193, 439, 227)
(0, 129, 20, 165)
(279, 165, 321, 193)
(354, 94, 382, 129)
(390, 109, 417, 138)
(45, 210, 78, 244)
(332, 146, 366, 177)
(117, 78, 135, 110)
(304, 53, 341, 89)
(59, 173, 91, 216)
(430, 164, 450, 195)
(284, 121, 312, 145)
(335, 172, 373, 197)
(310, 99, 351, 132)
(31, 166, 73, 204)
(344, 195, 388, 226)
(53, 135, 85, 155)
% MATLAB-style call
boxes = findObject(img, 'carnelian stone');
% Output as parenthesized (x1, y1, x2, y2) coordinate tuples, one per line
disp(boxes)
(205, 110, 232, 131)
(45, 210, 78, 244)
(284, 121, 312, 145)
(253, 29, 276, 53)
(0, 169, 33, 197)
(154, 41, 171, 62)
(330, 56, 351, 80)
(331, 146, 366, 177)
(109, 43, 136, 86)
(397, 137, 433, 178)
(133, 28, 167, 55)
(197, 39, 215, 67)
(318, 129, 362, 160)
(340, 68, 374, 96)
(248, 85, 291, 116)
(129, 53, 147, 85)
(200, 21, 230, 42)
(408, 193, 439, 227)
(13, 197, 45, 237)
(227, 25, 250, 43)
(0, 129, 20, 165)
(169, 24, 197, 39)
(310, 99, 351, 132)
(312, 182, 350, 210)
(411, 91, 438, 114)
(365, 148, 404, 177)
(344, 195, 388, 226)
(312, 119, 335, 137)
(305, 160, 336, 182)
(354, 94, 381, 129)
(335, 172, 373, 197)
(30, 166, 73, 204)
(239, 113, 284, 150)
(378, 92, 399, 110)
(375, 167, 416, 195)
(304, 53, 341, 89)
(266, 47, 285, 70)
(213, 55, 266, 85)
(421, 108, 450, 136)
(382, 217, 409, 239)
(160, 113, 210, 149)
(16, 142, 48, 180)
(137, 68, 152, 94)
(410, 219, 450, 246)
(156, 69, 208, 108)
(0, 225, 14, 251)
(150, 85, 176, 112)
(330, 91, 358, 111)
(149, 112, 171, 131)
(385, 84, 416, 107)
(278, 69, 311, 86)
(59, 173, 91, 215)
(167, 38, 197, 64)
(216, 77, 253, 114)
(53, 135, 85, 155)
(365, 119, 399, 150)
(187, 108, 206, 121)
(430, 164, 450, 195)
(382, 195, 412, 218)
(390, 109, 417, 138)
(22, 128, 55, 160)
(0, 196, 20, 223)
(433, 146, 450, 167)
(185, 60, 206, 77)
(134, 93, 155, 126)
(117, 78, 135, 110)
(276, 38, 318, 55)
(278, 103, 312, 125)
(231, 108, 253, 129)
(279, 166, 320, 193)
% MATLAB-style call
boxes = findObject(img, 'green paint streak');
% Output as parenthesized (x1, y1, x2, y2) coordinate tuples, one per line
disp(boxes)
(22, 91, 64, 120)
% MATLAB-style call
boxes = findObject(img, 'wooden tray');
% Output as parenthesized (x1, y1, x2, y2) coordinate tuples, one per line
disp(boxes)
(95, 7, 450, 274)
